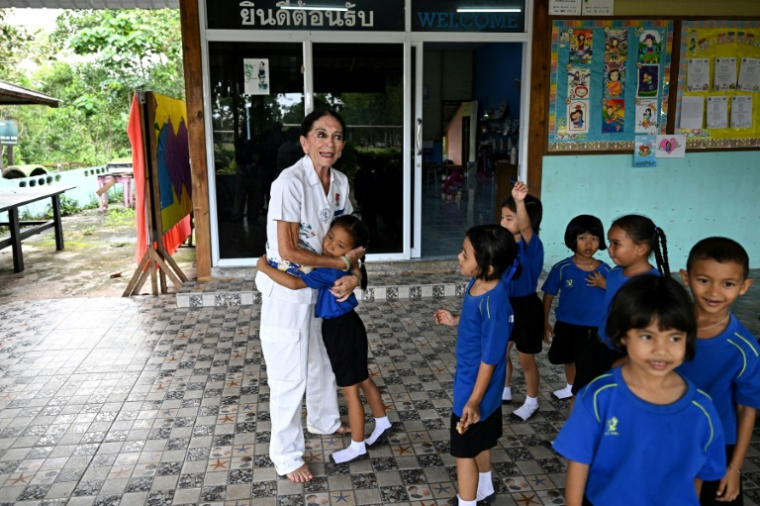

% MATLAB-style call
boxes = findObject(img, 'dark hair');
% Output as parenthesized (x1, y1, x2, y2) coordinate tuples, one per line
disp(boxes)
(330, 215, 369, 290)
(564, 215, 606, 251)
(611, 214, 670, 277)
(465, 224, 518, 281)
(300, 109, 346, 138)
(606, 276, 697, 361)
(686, 237, 750, 280)
(501, 193, 543, 234)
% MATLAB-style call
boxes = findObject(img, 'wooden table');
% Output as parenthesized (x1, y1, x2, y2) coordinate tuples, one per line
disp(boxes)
(0, 185, 76, 272)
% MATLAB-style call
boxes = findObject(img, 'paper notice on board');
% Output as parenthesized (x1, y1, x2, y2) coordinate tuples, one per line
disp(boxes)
(713, 58, 737, 91)
(581, 0, 614, 15)
(687, 58, 710, 92)
(549, 0, 582, 15)
(680, 96, 704, 130)
(738, 58, 760, 92)
(706, 96, 728, 129)
(243, 58, 270, 95)
(731, 95, 753, 128)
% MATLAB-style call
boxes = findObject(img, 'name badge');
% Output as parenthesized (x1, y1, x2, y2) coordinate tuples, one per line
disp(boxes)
(319, 208, 331, 222)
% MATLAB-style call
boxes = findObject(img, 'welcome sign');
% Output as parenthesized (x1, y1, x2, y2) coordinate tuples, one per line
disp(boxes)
(412, 0, 526, 33)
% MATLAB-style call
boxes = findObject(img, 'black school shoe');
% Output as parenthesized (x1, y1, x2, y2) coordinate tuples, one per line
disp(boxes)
(448, 493, 497, 506)
(328, 451, 368, 465)
(366, 426, 392, 448)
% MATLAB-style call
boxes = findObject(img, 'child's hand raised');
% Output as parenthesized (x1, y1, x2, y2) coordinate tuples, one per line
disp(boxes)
(434, 309, 458, 327)
(511, 181, 529, 202)
(587, 271, 607, 289)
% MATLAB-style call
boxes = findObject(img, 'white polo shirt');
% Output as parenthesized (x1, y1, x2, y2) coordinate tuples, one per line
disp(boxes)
(257, 155, 353, 304)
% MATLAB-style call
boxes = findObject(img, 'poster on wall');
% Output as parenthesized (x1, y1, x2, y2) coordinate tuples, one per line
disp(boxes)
(567, 101, 589, 133)
(604, 63, 624, 98)
(731, 95, 753, 128)
(243, 58, 270, 95)
(581, 0, 614, 16)
(635, 100, 659, 133)
(567, 66, 591, 99)
(549, 0, 582, 15)
(687, 58, 710, 91)
(738, 57, 760, 91)
(706, 95, 728, 129)
(569, 30, 594, 64)
(714, 57, 737, 90)
(602, 99, 625, 133)
(605, 29, 627, 63)
(638, 30, 663, 64)
(633, 135, 657, 167)
(637, 65, 660, 97)
(656, 135, 686, 158)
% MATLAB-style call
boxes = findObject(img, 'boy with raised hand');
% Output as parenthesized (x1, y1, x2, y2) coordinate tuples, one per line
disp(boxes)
(678, 237, 759, 506)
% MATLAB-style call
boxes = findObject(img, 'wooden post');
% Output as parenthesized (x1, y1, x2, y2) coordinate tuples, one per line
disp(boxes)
(527, 0, 550, 199)
(180, 0, 212, 279)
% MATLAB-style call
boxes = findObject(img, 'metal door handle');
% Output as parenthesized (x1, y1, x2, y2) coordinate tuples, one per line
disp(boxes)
(416, 118, 422, 156)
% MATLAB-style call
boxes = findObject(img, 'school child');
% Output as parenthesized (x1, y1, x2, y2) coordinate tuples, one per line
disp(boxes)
(554, 276, 726, 506)
(541, 215, 611, 400)
(256, 215, 391, 464)
(499, 181, 544, 421)
(434, 225, 519, 506)
(572, 214, 669, 395)
(677, 238, 759, 506)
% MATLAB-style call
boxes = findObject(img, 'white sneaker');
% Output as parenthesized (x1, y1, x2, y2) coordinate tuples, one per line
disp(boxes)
(510, 401, 539, 421)
(552, 386, 573, 400)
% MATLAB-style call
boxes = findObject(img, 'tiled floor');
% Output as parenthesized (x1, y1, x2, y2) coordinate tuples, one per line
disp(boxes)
(0, 271, 758, 506)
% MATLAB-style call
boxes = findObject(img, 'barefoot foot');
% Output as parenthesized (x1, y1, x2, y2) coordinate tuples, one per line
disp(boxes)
(285, 463, 313, 483)
(335, 422, 352, 435)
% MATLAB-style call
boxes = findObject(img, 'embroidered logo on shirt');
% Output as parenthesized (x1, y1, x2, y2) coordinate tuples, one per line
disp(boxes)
(604, 417, 620, 436)
(319, 208, 331, 222)
(566, 279, 574, 287)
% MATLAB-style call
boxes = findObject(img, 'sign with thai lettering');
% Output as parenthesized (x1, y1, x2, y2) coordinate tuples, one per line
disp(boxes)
(207, 0, 405, 31)
(0, 120, 18, 146)
(412, 0, 526, 33)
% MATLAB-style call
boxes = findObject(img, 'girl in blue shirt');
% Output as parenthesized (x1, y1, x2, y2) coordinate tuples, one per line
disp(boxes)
(542, 215, 611, 400)
(572, 214, 670, 395)
(434, 225, 519, 506)
(555, 276, 726, 506)
(257, 215, 390, 465)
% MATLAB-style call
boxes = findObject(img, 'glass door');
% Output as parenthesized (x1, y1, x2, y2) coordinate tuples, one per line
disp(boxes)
(312, 43, 406, 256)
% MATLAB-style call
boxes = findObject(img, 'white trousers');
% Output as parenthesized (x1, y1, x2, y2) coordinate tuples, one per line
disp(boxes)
(258, 294, 341, 475)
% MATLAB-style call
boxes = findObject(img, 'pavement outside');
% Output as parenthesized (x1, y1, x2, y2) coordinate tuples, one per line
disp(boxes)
(1, 208, 760, 505)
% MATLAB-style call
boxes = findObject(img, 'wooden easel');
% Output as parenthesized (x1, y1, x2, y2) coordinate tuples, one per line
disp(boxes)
(123, 91, 188, 296)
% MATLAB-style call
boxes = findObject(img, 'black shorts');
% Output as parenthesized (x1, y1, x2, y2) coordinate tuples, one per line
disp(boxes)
(509, 294, 544, 355)
(450, 406, 503, 459)
(571, 334, 626, 395)
(322, 310, 369, 388)
(701, 445, 741, 506)
(547, 321, 597, 365)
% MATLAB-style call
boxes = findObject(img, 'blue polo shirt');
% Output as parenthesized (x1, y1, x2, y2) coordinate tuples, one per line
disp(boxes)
(453, 278, 513, 420)
(541, 257, 611, 327)
(554, 367, 726, 505)
(509, 234, 544, 297)
(678, 315, 760, 445)
(598, 267, 661, 348)
(300, 268, 357, 319)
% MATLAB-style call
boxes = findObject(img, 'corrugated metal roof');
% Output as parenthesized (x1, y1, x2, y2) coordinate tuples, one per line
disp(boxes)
(0, 80, 61, 107)
(0, 0, 176, 8)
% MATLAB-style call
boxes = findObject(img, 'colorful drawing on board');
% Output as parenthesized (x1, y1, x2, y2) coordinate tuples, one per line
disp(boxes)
(567, 65, 591, 99)
(604, 63, 625, 99)
(638, 30, 662, 64)
(567, 101, 589, 134)
(602, 99, 625, 133)
(634, 135, 657, 167)
(655, 134, 686, 158)
(153, 93, 192, 233)
(569, 29, 593, 64)
(605, 28, 628, 63)
(637, 65, 659, 98)
(635, 100, 659, 134)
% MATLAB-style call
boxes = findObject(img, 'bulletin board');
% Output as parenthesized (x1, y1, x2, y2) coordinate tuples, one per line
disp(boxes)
(548, 20, 675, 152)
(675, 20, 760, 148)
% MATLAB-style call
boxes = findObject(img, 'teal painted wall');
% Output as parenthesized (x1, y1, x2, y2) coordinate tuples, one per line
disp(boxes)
(540, 152, 760, 273)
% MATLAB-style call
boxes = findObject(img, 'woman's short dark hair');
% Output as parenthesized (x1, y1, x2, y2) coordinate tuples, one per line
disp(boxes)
(605, 275, 697, 361)
(501, 194, 543, 233)
(466, 224, 518, 281)
(564, 215, 607, 251)
(300, 109, 347, 138)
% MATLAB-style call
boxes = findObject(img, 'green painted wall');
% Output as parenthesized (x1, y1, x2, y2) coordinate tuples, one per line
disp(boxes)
(540, 152, 760, 271)
(613, 0, 760, 17)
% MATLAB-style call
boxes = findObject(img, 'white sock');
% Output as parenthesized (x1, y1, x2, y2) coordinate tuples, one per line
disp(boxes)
(476, 471, 494, 501)
(525, 395, 538, 406)
(331, 439, 366, 464)
(457, 495, 477, 506)
(512, 396, 540, 421)
(366, 416, 391, 445)
(502, 386, 512, 400)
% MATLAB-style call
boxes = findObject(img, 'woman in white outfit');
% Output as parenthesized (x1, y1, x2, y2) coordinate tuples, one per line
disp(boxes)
(255, 110, 364, 483)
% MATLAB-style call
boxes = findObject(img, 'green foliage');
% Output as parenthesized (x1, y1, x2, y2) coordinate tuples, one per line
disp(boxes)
(105, 206, 135, 226)
(0, 9, 184, 167)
